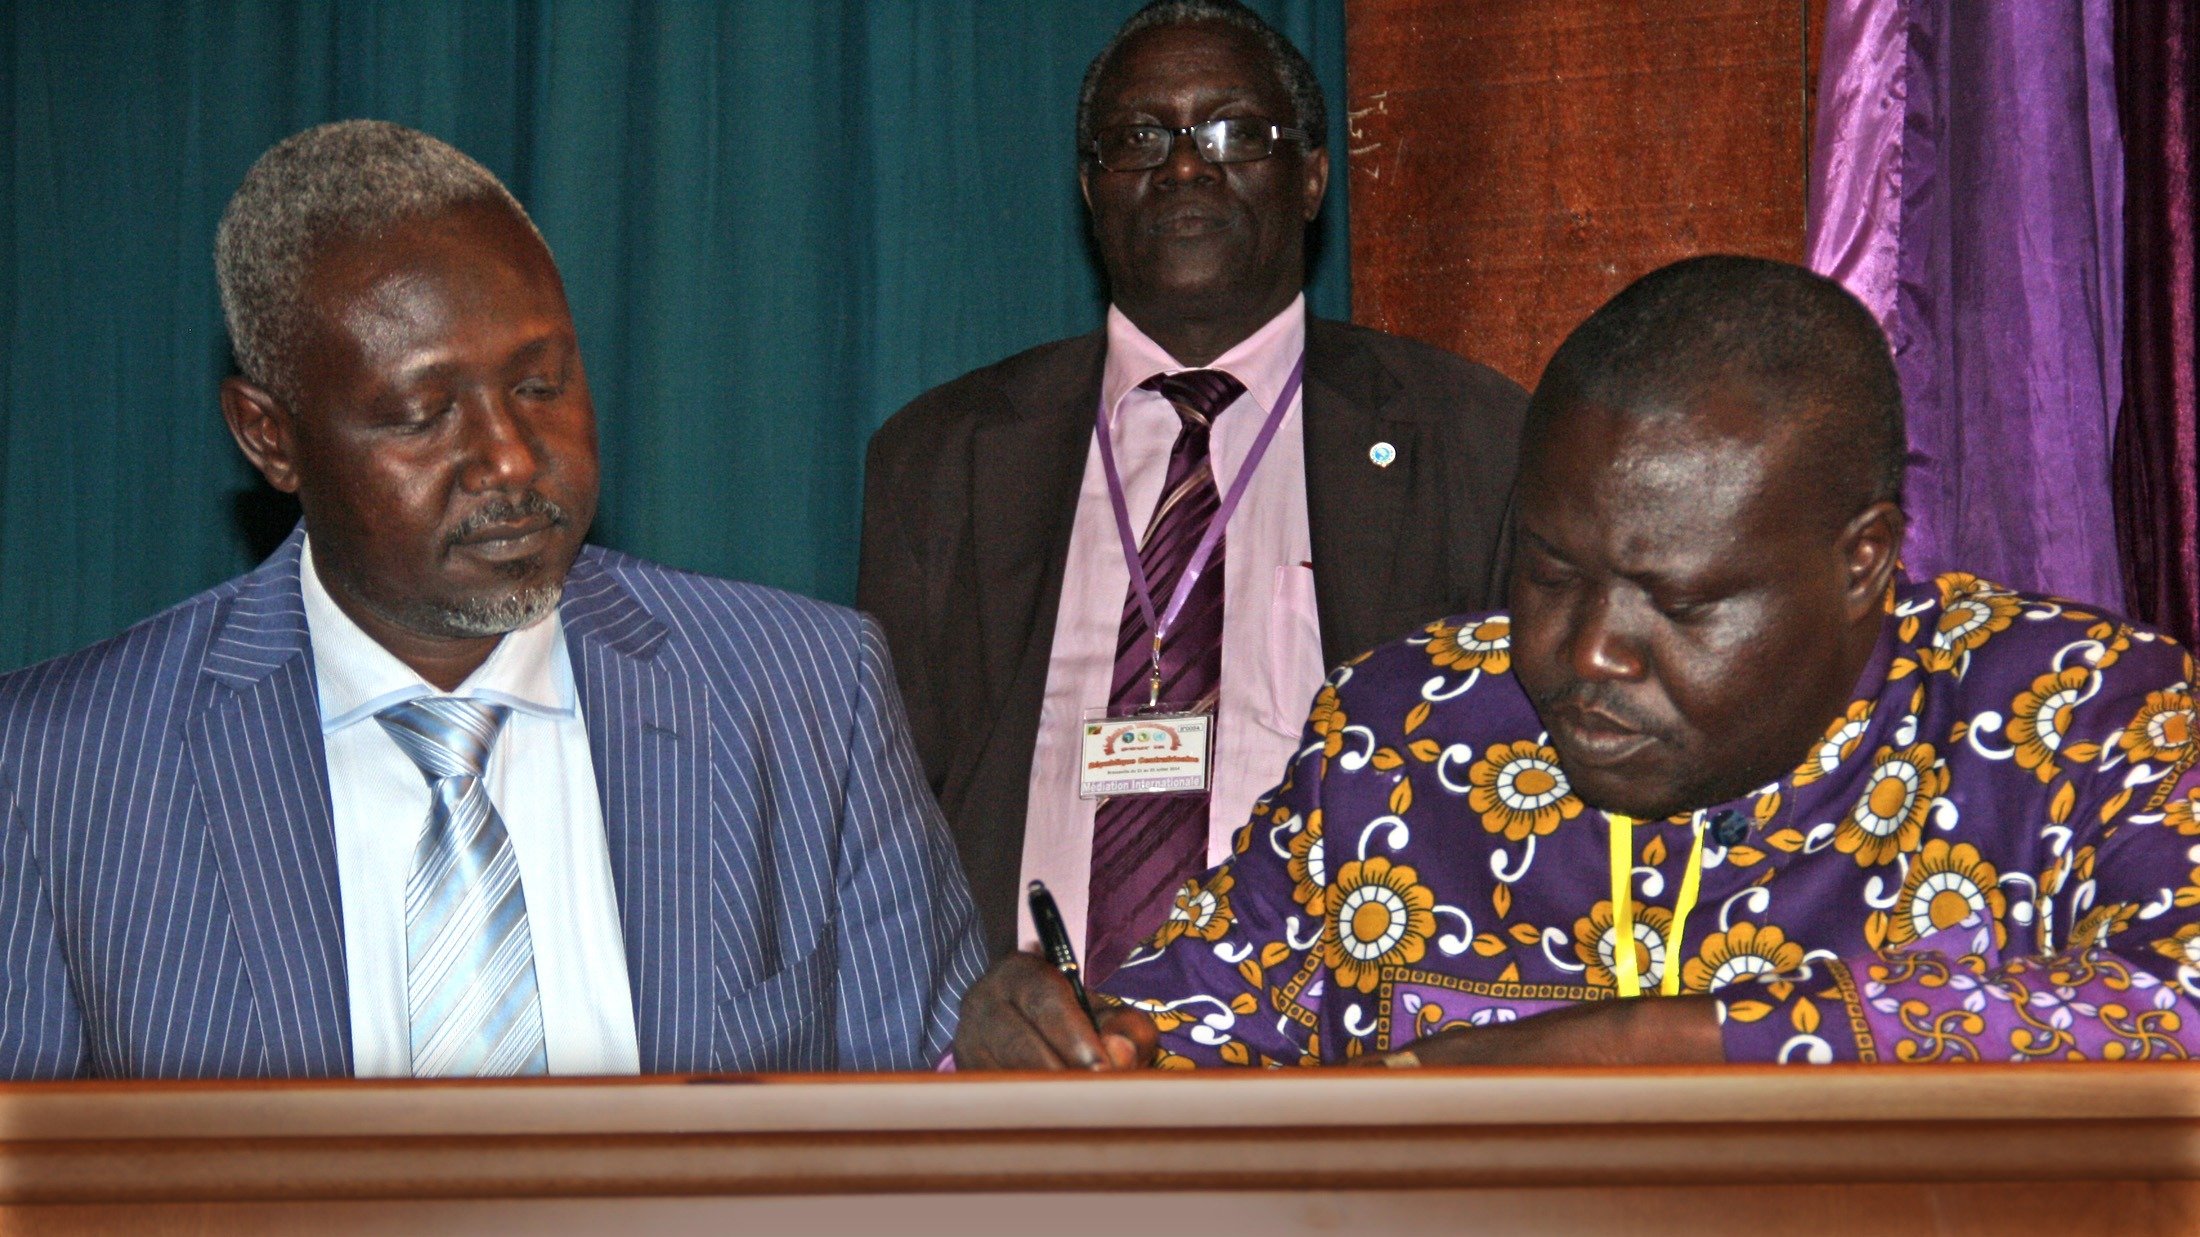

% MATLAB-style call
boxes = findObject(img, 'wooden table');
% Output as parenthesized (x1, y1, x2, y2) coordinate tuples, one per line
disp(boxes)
(1, 1065, 2194, 1233)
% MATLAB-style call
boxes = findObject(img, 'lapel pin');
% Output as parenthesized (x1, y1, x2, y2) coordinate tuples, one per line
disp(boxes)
(1369, 441, 1396, 468)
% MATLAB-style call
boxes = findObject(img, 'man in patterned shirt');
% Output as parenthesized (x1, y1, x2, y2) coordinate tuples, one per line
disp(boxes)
(952, 255, 2200, 1069)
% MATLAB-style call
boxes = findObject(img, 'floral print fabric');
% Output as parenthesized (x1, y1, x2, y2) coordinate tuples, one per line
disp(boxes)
(1096, 574, 2200, 1065)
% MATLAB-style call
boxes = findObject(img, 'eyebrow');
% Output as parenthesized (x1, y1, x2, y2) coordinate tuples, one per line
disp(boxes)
(386, 331, 568, 388)
(1518, 526, 1726, 594)
(508, 334, 564, 367)
(1517, 528, 1571, 563)
(1103, 85, 1267, 117)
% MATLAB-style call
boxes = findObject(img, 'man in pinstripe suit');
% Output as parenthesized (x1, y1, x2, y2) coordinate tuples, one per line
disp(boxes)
(0, 121, 986, 1079)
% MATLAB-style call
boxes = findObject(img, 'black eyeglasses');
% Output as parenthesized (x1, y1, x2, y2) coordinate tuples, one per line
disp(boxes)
(1087, 117, 1311, 172)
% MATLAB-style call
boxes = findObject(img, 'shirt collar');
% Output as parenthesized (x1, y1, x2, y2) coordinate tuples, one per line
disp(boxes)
(299, 534, 576, 734)
(1100, 293, 1307, 432)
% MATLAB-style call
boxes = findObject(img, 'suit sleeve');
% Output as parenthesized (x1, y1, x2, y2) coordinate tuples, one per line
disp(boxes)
(828, 616, 988, 1070)
(856, 417, 950, 793)
(1479, 489, 1519, 616)
(0, 772, 87, 1078)
(1446, 363, 1527, 616)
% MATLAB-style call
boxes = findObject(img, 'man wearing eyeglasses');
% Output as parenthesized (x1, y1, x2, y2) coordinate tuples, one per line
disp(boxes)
(860, 0, 1525, 979)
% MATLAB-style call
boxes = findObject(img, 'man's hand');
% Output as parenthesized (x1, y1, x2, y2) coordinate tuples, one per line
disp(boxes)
(952, 953, 1160, 1070)
(1362, 995, 1726, 1068)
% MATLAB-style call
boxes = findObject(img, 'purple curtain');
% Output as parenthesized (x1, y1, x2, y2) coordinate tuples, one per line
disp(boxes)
(2113, 0, 2200, 648)
(1807, 0, 2127, 607)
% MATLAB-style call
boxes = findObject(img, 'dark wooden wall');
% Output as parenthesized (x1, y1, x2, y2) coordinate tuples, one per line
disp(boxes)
(1345, 1, 1820, 389)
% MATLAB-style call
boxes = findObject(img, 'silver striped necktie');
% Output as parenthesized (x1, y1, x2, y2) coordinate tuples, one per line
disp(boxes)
(375, 696, 549, 1077)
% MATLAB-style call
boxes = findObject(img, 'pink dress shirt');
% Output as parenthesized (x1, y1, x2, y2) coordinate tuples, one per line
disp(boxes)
(1016, 297, 1325, 951)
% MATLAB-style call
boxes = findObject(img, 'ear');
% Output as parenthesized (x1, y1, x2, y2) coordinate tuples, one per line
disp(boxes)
(1300, 145, 1330, 222)
(220, 376, 304, 495)
(1834, 500, 1906, 622)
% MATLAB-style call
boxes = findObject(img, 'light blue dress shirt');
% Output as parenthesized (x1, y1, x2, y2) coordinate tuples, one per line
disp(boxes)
(300, 538, 641, 1077)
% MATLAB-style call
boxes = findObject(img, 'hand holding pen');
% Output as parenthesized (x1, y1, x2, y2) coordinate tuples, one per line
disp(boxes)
(948, 881, 1161, 1071)
(1026, 880, 1096, 1022)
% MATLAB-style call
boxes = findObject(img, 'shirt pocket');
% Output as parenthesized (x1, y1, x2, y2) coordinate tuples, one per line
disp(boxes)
(1264, 562, 1324, 736)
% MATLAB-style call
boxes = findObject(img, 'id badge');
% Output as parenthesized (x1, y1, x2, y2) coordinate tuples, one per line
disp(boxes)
(1078, 707, 1213, 799)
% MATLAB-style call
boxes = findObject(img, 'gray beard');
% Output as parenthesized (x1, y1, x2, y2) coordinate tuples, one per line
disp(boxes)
(384, 579, 563, 639)
(440, 581, 562, 637)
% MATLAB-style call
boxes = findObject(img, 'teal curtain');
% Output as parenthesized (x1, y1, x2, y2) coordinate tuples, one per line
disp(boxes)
(0, 0, 1348, 671)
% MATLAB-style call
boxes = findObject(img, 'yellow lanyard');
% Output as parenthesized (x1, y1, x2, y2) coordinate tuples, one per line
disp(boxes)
(1606, 811, 1708, 998)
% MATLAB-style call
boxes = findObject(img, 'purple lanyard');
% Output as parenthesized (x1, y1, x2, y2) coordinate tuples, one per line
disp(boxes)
(1093, 352, 1306, 705)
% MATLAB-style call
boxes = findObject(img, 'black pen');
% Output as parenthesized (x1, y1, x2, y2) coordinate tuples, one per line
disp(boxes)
(1026, 880, 1097, 1025)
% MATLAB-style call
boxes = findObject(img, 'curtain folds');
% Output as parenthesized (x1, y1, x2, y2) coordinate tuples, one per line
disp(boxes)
(2112, 0, 2200, 648)
(0, 1, 1348, 671)
(1806, 0, 2127, 607)
(1803, 0, 1907, 328)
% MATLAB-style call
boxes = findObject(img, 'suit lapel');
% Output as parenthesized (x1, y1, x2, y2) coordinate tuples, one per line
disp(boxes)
(187, 528, 353, 1076)
(1302, 319, 1413, 666)
(561, 549, 715, 1074)
(967, 332, 1104, 713)
(949, 335, 1104, 952)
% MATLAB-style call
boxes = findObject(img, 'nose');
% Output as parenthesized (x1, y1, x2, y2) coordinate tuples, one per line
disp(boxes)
(459, 392, 542, 494)
(1153, 126, 1218, 186)
(1562, 591, 1647, 685)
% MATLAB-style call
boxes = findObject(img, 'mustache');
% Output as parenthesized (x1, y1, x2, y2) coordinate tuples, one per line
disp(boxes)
(446, 492, 570, 545)
(1531, 681, 1671, 741)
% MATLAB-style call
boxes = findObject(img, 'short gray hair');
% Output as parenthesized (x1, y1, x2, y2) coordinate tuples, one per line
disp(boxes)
(214, 119, 542, 403)
(1076, 0, 1328, 156)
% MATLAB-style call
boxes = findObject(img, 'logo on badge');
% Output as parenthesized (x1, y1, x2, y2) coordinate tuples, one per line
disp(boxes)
(1103, 723, 1183, 756)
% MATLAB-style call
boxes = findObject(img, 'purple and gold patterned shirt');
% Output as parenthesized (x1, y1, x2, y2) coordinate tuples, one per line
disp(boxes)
(1096, 573, 2200, 1065)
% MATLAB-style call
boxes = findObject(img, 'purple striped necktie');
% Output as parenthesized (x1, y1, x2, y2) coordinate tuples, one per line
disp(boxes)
(1085, 367, 1245, 984)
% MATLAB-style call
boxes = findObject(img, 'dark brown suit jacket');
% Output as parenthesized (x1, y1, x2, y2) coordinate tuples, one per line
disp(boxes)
(858, 318, 1527, 955)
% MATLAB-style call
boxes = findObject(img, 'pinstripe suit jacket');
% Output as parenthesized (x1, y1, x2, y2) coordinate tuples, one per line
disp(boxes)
(0, 531, 986, 1079)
